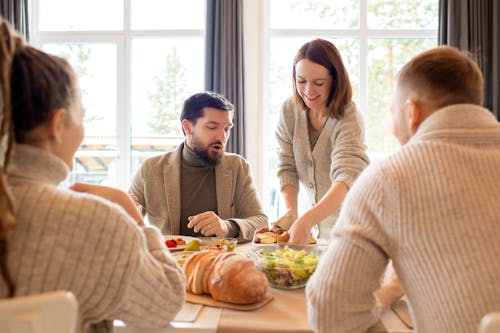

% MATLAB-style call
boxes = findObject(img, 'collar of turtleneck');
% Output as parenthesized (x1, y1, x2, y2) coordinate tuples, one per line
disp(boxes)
(7, 144, 70, 186)
(181, 142, 213, 168)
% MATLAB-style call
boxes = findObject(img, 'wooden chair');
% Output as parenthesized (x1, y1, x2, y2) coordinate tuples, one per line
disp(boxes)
(0, 290, 78, 333)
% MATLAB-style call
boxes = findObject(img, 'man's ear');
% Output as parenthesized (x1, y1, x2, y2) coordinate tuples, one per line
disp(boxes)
(407, 99, 425, 135)
(47, 108, 67, 143)
(181, 119, 193, 135)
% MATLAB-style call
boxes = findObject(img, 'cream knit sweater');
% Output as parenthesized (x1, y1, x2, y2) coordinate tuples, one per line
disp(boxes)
(2, 144, 185, 333)
(306, 104, 500, 333)
(276, 98, 369, 238)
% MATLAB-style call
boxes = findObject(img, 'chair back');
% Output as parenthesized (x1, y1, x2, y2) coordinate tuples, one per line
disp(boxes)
(0, 290, 78, 333)
(479, 312, 500, 333)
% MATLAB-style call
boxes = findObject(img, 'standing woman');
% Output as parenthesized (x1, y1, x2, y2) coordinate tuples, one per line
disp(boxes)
(276, 39, 369, 244)
(0, 19, 184, 332)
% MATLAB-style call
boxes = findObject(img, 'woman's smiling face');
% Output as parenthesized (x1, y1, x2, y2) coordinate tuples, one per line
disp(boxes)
(294, 58, 333, 110)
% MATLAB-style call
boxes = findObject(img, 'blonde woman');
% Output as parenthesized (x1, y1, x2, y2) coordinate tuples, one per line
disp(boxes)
(0, 19, 184, 333)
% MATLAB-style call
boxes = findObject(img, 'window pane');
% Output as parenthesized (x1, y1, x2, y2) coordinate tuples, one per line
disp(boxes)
(271, 0, 359, 29)
(130, 37, 204, 175)
(366, 38, 437, 157)
(131, 0, 205, 30)
(39, 0, 123, 31)
(368, 1, 438, 29)
(266, 37, 360, 219)
(44, 43, 118, 185)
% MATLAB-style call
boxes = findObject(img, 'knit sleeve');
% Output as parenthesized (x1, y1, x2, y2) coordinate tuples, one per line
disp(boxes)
(109, 225, 185, 329)
(77, 198, 185, 330)
(329, 103, 369, 188)
(276, 99, 300, 189)
(306, 165, 389, 332)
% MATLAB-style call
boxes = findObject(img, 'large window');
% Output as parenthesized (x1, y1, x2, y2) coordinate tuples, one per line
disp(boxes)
(32, 0, 438, 221)
(32, 0, 205, 188)
(262, 0, 438, 219)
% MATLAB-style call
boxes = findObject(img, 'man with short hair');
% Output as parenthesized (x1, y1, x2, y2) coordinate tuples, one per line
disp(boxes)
(130, 91, 268, 241)
(306, 46, 500, 332)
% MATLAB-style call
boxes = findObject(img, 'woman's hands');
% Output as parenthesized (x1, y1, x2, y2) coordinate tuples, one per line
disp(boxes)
(272, 208, 297, 230)
(288, 217, 314, 245)
(70, 182, 145, 227)
(274, 208, 313, 245)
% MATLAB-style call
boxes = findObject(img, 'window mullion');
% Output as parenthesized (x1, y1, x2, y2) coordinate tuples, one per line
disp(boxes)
(360, 0, 368, 119)
(116, 0, 132, 189)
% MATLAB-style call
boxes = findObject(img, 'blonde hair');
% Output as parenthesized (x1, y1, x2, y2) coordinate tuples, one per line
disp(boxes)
(397, 46, 484, 108)
(0, 18, 78, 297)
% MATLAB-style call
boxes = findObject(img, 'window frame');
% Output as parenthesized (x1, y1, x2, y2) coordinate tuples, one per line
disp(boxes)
(243, 0, 438, 217)
(30, 0, 205, 189)
(29, 0, 437, 208)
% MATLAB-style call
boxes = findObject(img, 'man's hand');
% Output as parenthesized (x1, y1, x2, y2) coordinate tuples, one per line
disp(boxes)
(187, 211, 229, 237)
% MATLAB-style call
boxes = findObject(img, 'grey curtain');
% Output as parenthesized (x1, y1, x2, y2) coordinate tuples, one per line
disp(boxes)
(0, 0, 29, 40)
(439, 0, 500, 119)
(205, 0, 245, 156)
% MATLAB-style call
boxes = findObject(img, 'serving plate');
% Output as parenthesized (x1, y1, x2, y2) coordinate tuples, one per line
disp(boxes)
(163, 235, 201, 251)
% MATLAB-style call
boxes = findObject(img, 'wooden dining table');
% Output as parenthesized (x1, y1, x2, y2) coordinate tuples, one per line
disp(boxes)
(115, 238, 413, 333)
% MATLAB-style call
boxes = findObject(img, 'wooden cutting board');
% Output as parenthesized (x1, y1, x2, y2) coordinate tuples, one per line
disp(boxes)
(186, 292, 274, 311)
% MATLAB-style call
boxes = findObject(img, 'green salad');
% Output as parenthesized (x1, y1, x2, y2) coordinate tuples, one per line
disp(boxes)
(252, 247, 320, 289)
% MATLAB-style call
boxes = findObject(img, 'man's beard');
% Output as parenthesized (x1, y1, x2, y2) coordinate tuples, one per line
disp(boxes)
(191, 137, 224, 166)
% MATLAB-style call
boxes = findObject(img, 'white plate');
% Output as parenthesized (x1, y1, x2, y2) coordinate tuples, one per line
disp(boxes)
(163, 235, 201, 251)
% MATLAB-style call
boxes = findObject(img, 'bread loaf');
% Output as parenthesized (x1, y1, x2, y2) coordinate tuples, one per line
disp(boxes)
(183, 251, 268, 304)
(208, 252, 268, 304)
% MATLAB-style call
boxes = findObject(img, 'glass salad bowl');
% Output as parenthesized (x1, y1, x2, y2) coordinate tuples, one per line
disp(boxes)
(249, 244, 324, 289)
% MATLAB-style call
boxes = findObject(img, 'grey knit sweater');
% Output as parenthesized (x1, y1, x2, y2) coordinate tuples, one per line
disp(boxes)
(2, 144, 185, 333)
(276, 98, 369, 237)
(306, 104, 500, 333)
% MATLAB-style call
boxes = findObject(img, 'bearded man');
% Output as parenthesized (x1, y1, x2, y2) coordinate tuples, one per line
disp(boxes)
(130, 91, 268, 241)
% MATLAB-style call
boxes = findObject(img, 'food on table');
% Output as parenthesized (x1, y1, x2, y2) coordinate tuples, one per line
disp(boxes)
(165, 237, 188, 248)
(250, 246, 321, 289)
(183, 251, 268, 304)
(165, 239, 177, 248)
(253, 227, 316, 244)
(185, 239, 201, 251)
(174, 251, 197, 266)
(205, 237, 237, 251)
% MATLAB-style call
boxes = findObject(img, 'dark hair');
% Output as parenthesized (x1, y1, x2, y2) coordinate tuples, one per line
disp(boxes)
(292, 38, 353, 119)
(397, 45, 483, 108)
(180, 91, 234, 126)
(0, 18, 78, 297)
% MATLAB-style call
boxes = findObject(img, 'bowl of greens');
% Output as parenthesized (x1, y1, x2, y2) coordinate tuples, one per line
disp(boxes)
(249, 244, 324, 289)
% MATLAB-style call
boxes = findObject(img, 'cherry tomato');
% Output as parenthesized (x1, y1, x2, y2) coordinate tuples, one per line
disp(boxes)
(166, 239, 177, 248)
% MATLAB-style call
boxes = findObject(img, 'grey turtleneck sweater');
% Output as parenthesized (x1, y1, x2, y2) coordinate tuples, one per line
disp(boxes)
(179, 144, 238, 237)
